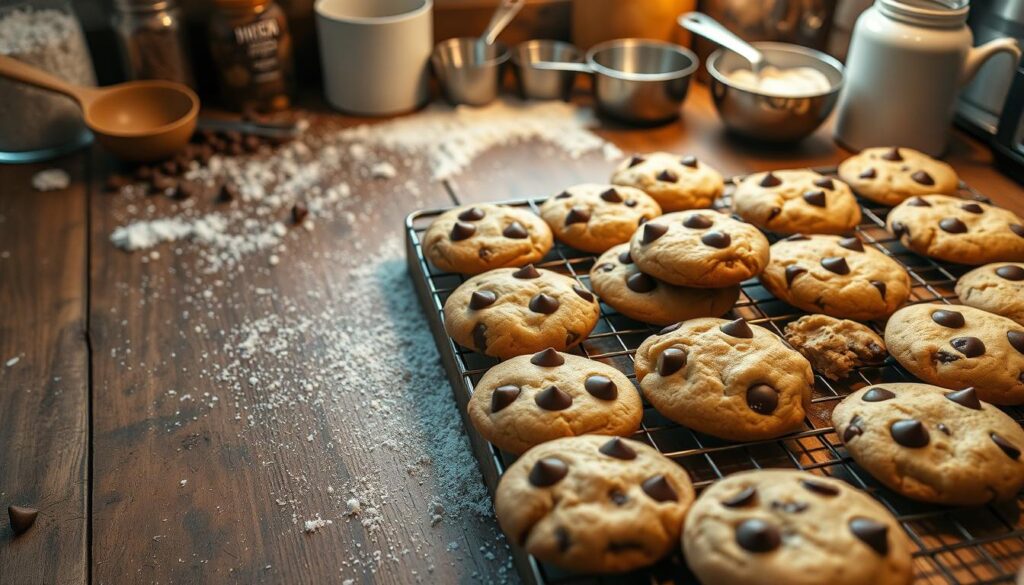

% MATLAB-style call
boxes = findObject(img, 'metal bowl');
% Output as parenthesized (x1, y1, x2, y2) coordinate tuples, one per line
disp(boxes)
(707, 42, 844, 143)
(587, 38, 698, 125)
(431, 38, 510, 106)
(511, 40, 581, 101)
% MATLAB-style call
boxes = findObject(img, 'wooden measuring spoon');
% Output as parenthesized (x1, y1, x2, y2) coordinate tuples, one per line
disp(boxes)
(0, 55, 199, 162)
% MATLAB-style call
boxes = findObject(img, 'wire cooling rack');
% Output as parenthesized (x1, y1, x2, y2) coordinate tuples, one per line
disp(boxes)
(404, 169, 1024, 585)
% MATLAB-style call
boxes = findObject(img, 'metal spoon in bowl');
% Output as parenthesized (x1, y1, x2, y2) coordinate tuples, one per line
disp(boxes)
(678, 11, 766, 74)
(481, 0, 524, 46)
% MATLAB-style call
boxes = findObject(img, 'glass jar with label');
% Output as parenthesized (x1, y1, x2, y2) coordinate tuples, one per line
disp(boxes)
(208, 0, 293, 113)
(113, 0, 194, 85)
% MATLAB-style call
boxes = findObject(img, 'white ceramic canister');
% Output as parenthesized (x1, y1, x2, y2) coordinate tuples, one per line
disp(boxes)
(315, 0, 432, 116)
(834, 0, 1020, 155)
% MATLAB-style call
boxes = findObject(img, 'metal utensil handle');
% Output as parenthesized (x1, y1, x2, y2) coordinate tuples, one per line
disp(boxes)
(197, 118, 300, 139)
(678, 11, 765, 73)
(482, 0, 525, 45)
(529, 60, 593, 74)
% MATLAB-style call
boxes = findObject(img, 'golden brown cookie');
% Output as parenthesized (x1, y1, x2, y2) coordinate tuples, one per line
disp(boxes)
(838, 146, 958, 206)
(887, 195, 1024, 265)
(423, 204, 552, 274)
(539, 184, 661, 253)
(611, 152, 725, 211)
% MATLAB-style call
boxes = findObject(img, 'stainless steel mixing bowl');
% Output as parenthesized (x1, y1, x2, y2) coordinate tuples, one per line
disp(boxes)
(511, 40, 582, 101)
(706, 42, 844, 143)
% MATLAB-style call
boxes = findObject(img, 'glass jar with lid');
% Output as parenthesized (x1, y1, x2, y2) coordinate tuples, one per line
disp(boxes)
(112, 0, 194, 86)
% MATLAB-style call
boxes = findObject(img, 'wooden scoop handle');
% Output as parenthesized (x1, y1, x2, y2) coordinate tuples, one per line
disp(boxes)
(0, 54, 99, 106)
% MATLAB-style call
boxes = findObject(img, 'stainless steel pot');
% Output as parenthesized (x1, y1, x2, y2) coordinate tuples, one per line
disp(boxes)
(532, 38, 698, 125)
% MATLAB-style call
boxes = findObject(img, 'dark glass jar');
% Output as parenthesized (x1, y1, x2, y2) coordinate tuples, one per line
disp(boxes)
(207, 0, 293, 112)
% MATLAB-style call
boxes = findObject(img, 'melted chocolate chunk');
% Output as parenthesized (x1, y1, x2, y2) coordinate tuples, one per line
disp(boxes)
(821, 257, 851, 275)
(912, 170, 935, 185)
(759, 172, 782, 187)
(908, 197, 932, 207)
(600, 188, 622, 203)
(746, 384, 779, 415)
(491, 385, 520, 412)
(469, 290, 497, 310)
(945, 387, 981, 410)
(814, 177, 835, 190)
(535, 385, 573, 410)
(859, 168, 877, 179)
(881, 147, 903, 161)
(529, 458, 568, 486)
(585, 375, 618, 400)
(451, 221, 476, 241)
(722, 487, 757, 508)
(657, 169, 678, 183)
(849, 517, 889, 555)
(503, 221, 529, 239)
(573, 285, 594, 302)
(997, 265, 1024, 281)
(863, 387, 896, 402)
(681, 155, 698, 168)
(701, 231, 731, 249)
(684, 214, 713, 229)
(627, 272, 658, 293)
(871, 280, 887, 299)
(513, 264, 541, 279)
(1007, 331, 1024, 354)
(458, 207, 485, 221)
(992, 433, 1021, 460)
(931, 309, 965, 328)
(598, 437, 636, 460)
(657, 347, 687, 376)
(565, 207, 591, 226)
(736, 519, 781, 552)
(801, 479, 840, 496)
(473, 323, 488, 353)
(641, 475, 677, 502)
(628, 155, 645, 168)
(786, 265, 807, 286)
(933, 350, 961, 364)
(950, 336, 985, 357)
(531, 348, 565, 367)
(720, 318, 754, 338)
(803, 190, 827, 207)
(618, 251, 633, 264)
(940, 217, 967, 234)
(891, 419, 930, 447)
(839, 237, 864, 252)
(641, 223, 668, 244)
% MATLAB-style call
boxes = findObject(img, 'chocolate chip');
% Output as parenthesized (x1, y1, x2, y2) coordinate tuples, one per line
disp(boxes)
(960, 202, 983, 214)
(871, 281, 887, 299)
(566, 331, 579, 346)
(821, 257, 850, 275)
(491, 385, 520, 412)
(891, 221, 908, 238)
(803, 190, 827, 207)
(556, 527, 571, 552)
(618, 251, 633, 264)
(849, 517, 889, 555)
(721, 318, 754, 338)
(291, 203, 308, 225)
(598, 437, 636, 460)
(912, 170, 935, 185)
(881, 147, 903, 161)
(609, 489, 629, 505)
(997, 265, 1024, 281)
(473, 323, 487, 353)
(931, 309, 964, 328)
(934, 350, 961, 364)
(451, 221, 476, 241)
(469, 290, 496, 310)
(572, 285, 594, 302)
(657, 169, 678, 183)
(992, 433, 1021, 460)
(513, 264, 540, 279)
(529, 458, 568, 486)
(839, 237, 864, 252)
(529, 293, 560, 314)
(1012, 224, 1024, 238)
(801, 479, 840, 496)
(863, 387, 896, 402)
(657, 347, 687, 376)
(814, 177, 835, 190)
(859, 168, 877, 179)
(565, 207, 591, 226)
(736, 519, 780, 553)
(746, 384, 778, 415)
(660, 322, 682, 335)
(940, 217, 967, 234)
(1007, 331, 1024, 354)
(722, 487, 757, 508)
(641, 475, 677, 502)
(458, 207, 485, 221)
(600, 188, 622, 203)
(773, 501, 809, 514)
(891, 419, 930, 447)
(598, 263, 615, 272)
(682, 215, 712, 230)
(8, 505, 38, 536)
(641, 223, 668, 244)
(624, 200, 637, 207)
(785, 233, 810, 241)
(938, 423, 951, 435)
(759, 172, 782, 187)
(945, 387, 981, 410)
(555, 191, 571, 199)
(786, 266, 807, 286)
(628, 155, 644, 168)
(585, 375, 617, 400)
(535, 385, 573, 410)
(638, 217, 648, 226)
(843, 415, 864, 442)
(908, 197, 931, 207)
(530, 348, 564, 367)
(767, 206, 782, 220)
(627, 272, 657, 293)
(951, 336, 985, 358)
(681, 155, 698, 168)
(701, 231, 731, 249)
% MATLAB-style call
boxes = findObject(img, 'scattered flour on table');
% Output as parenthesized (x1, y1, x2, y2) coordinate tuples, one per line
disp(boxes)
(303, 514, 333, 533)
(31, 168, 70, 191)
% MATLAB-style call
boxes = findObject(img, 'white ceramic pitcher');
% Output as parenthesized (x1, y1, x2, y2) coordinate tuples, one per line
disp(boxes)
(834, 0, 1020, 155)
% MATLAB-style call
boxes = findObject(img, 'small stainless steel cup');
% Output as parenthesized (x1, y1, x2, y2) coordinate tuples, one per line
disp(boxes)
(431, 38, 510, 106)
(511, 40, 582, 100)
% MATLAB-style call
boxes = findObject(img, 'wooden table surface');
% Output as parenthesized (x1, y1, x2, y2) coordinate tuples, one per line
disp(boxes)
(1, 83, 1021, 585)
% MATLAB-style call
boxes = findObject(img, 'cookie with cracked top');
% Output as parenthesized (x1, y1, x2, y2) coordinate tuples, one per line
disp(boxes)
(760, 234, 911, 321)
(884, 303, 1024, 404)
(832, 382, 1024, 505)
(837, 146, 959, 206)
(683, 469, 913, 585)
(467, 349, 643, 454)
(611, 152, 725, 212)
(539, 183, 661, 253)
(589, 243, 739, 326)
(886, 194, 1024, 265)
(494, 435, 695, 573)
(633, 317, 813, 441)
(443, 265, 600, 359)
(423, 204, 553, 274)
(956, 262, 1024, 325)
(733, 169, 861, 235)
(783, 314, 888, 381)
(628, 210, 770, 288)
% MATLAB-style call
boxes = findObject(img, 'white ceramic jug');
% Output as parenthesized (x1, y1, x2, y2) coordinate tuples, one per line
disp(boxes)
(834, 0, 1020, 155)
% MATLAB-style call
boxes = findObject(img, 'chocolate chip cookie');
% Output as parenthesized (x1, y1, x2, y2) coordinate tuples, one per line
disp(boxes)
(760, 234, 911, 321)
(467, 349, 643, 454)
(589, 244, 739, 326)
(423, 204, 553, 274)
(783, 314, 888, 381)
(886, 195, 1024, 265)
(611, 152, 725, 212)
(628, 211, 770, 288)
(443, 265, 600, 359)
(683, 469, 913, 585)
(832, 383, 1024, 505)
(733, 170, 861, 235)
(956, 263, 1024, 325)
(634, 317, 814, 441)
(539, 184, 661, 253)
(884, 303, 1024, 405)
(838, 146, 959, 206)
(494, 435, 695, 573)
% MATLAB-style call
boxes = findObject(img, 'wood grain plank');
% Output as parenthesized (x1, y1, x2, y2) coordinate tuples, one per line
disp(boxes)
(0, 155, 89, 585)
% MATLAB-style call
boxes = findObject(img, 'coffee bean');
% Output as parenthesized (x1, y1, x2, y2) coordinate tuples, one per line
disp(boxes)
(600, 188, 622, 203)
(722, 487, 756, 508)
(572, 285, 594, 302)
(803, 190, 827, 207)
(529, 293, 560, 314)
(599, 437, 636, 460)
(939, 217, 967, 234)
(746, 384, 778, 415)
(683, 214, 713, 229)
(991, 433, 1021, 460)
(950, 336, 985, 357)
(912, 170, 935, 185)
(657, 169, 678, 183)
(627, 272, 657, 293)
(821, 257, 850, 275)
(657, 347, 687, 376)
(786, 265, 807, 286)
(735, 519, 780, 552)
(641, 223, 668, 244)
(585, 375, 617, 400)
(513, 264, 541, 279)
(530, 348, 564, 367)
(871, 280, 887, 299)
(641, 475, 677, 502)
(503, 222, 529, 239)
(759, 172, 782, 187)
(701, 231, 731, 249)
(863, 387, 896, 402)
(473, 323, 488, 353)
(801, 479, 839, 496)
(8, 505, 38, 536)
(891, 419, 930, 447)
(839, 237, 864, 252)
(849, 517, 889, 555)
(491, 385, 520, 412)
(931, 309, 964, 328)
(618, 251, 633, 264)
(814, 177, 834, 190)
(458, 207, 485, 221)
(720, 318, 753, 338)
(859, 168, 877, 179)
(908, 197, 931, 207)
(997, 265, 1024, 281)
(529, 458, 568, 486)
(681, 155, 698, 168)
(450, 221, 476, 241)
(945, 387, 981, 410)
(565, 207, 591, 226)
(961, 202, 983, 214)
(535, 385, 573, 410)
(469, 290, 496, 310)
(1007, 331, 1024, 354)
(628, 155, 644, 168)
(881, 147, 903, 161)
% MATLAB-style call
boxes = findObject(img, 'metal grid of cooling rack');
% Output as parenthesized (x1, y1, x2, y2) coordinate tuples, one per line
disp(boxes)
(404, 169, 1024, 585)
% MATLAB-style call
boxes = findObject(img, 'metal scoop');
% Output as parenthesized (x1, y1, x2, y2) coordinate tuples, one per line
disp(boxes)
(0, 55, 199, 162)
(677, 11, 766, 74)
